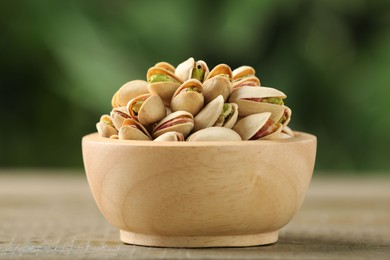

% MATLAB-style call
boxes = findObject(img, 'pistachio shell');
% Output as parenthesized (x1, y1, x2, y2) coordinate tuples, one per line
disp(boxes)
(232, 113, 271, 140)
(109, 134, 119, 139)
(202, 63, 233, 104)
(187, 127, 241, 142)
(155, 61, 175, 73)
(153, 131, 184, 141)
(232, 66, 256, 81)
(119, 118, 152, 140)
(175, 57, 195, 82)
(171, 79, 204, 116)
(202, 76, 232, 104)
(127, 94, 166, 126)
(110, 106, 131, 130)
(193, 95, 224, 132)
(96, 115, 118, 138)
(205, 64, 233, 81)
(116, 80, 149, 107)
(232, 76, 261, 90)
(153, 111, 194, 138)
(229, 86, 286, 120)
(229, 86, 286, 102)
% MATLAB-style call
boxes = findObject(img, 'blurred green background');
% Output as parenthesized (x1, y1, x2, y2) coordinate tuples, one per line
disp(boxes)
(1, 0, 390, 173)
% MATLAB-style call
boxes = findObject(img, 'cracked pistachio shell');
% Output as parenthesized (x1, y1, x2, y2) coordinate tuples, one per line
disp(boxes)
(119, 118, 152, 140)
(193, 95, 224, 132)
(232, 112, 272, 140)
(171, 79, 204, 116)
(187, 127, 241, 142)
(232, 76, 261, 90)
(147, 67, 182, 106)
(153, 111, 194, 139)
(217, 103, 239, 129)
(202, 64, 233, 104)
(155, 61, 175, 73)
(175, 57, 209, 83)
(153, 131, 184, 142)
(110, 106, 131, 130)
(232, 66, 256, 81)
(116, 80, 149, 107)
(127, 93, 166, 126)
(96, 115, 118, 138)
(229, 86, 287, 120)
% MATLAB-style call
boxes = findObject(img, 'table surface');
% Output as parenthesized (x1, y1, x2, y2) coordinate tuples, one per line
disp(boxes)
(0, 170, 389, 259)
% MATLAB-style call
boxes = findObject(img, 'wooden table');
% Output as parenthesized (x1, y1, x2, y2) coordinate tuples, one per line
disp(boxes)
(1, 170, 389, 259)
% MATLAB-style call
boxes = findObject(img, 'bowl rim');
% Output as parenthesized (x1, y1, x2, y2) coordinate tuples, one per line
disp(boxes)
(83, 131, 316, 147)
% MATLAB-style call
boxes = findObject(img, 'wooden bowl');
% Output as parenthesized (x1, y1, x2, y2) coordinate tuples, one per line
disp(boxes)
(82, 132, 316, 247)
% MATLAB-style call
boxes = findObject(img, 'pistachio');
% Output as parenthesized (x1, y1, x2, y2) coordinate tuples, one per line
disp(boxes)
(153, 111, 194, 138)
(127, 94, 166, 126)
(119, 118, 152, 140)
(202, 64, 233, 103)
(96, 115, 118, 138)
(171, 79, 204, 116)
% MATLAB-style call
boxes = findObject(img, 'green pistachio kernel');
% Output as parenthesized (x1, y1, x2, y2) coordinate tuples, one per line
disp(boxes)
(262, 97, 284, 105)
(149, 74, 175, 83)
(220, 74, 231, 79)
(221, 103, 232, 118)
(102, 118, 114, 128)
(191, 65, 205, 82)
(132, 100, 144, 115)
(224, 104, 235, 123)
(215, 104, 233, 126)
(186, 87, 201, 93)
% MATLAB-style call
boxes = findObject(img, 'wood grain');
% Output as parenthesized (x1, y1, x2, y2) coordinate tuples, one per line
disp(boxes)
(82, 132, 317, 247)
(0, 171, 389, 259)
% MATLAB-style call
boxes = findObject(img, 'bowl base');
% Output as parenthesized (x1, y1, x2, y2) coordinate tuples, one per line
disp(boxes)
(120, 230, 278, 248)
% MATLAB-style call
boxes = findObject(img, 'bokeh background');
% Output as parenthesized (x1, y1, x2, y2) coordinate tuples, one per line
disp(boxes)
(1, 0, 390, 173)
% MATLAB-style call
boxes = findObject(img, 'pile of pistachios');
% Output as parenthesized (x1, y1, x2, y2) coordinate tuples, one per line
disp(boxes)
(96, 57, 294, 141)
